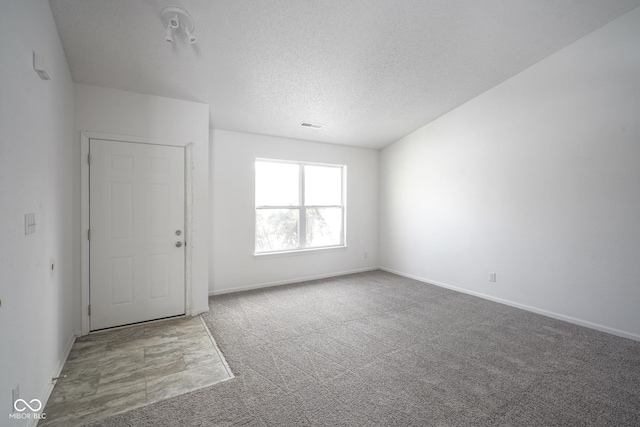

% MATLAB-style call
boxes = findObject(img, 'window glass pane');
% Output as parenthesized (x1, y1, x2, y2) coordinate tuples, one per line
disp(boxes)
(306, 207, 342, 248)
(304, 165, 342, 206)
(256, 161, 299, 206)
(256, 209, 299, 252)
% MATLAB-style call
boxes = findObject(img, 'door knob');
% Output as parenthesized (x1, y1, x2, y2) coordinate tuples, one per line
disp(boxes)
(175, 241, 183, 247)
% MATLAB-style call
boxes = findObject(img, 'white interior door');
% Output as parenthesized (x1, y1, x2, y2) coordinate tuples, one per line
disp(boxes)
(89, 139, 185, 330)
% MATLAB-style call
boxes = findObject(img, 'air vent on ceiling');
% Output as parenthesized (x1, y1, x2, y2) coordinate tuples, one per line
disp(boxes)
(299, 122, 323, 129)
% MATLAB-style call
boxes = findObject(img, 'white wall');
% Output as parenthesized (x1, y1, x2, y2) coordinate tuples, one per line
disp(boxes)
(210, 129, 379, 293)
(0, 0, 75, 423)
(380, 8, 640, 339)
(74, 84, 211, 325)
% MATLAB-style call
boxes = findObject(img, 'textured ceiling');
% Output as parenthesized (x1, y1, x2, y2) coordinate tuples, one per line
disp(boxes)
(49, 0, 640, 149)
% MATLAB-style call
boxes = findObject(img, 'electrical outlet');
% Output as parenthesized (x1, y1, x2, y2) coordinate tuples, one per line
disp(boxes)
(12, 384, 19, 413)
(489, 272, 497, 282)
(364, 252, 368, 259)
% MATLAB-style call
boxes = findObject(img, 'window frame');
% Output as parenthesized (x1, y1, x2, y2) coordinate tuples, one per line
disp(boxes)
(254, 158, 347, 255)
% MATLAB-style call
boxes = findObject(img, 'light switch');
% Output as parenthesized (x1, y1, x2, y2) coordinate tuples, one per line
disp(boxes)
(25, 213, 36, 235)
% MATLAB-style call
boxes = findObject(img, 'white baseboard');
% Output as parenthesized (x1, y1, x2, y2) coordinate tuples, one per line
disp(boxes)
(209, 267, 379, 296)
(190, 305, 210, 316)
(31, 332, 76, 427)
(379, 266, 640, 342)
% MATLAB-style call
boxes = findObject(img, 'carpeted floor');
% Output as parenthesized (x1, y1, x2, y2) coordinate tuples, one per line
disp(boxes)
(90, 270, 640, 426)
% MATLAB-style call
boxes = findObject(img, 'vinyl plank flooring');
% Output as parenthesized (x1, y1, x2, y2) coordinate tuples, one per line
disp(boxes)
(40, 315, 232, 426)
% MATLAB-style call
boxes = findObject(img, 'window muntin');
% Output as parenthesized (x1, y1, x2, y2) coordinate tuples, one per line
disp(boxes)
(255, 159, 345, 254)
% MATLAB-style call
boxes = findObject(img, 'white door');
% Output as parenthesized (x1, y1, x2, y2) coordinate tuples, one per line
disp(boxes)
(89, 139, 185, 330)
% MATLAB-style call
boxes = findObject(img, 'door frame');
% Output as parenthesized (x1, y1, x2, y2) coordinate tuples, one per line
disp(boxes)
(80, 132, 194, 335)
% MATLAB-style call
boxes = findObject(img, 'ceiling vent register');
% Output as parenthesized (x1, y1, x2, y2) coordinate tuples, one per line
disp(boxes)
(300, 122, 323, 129)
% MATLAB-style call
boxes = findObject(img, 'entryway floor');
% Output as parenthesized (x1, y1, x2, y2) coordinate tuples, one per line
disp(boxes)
(40, 315, 233, 426)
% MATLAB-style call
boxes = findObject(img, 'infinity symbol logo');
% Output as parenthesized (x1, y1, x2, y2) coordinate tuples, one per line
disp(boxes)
(14, 398, 42, 412)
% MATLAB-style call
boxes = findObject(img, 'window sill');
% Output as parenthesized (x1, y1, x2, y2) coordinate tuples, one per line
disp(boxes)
(254, 245, 347, 259)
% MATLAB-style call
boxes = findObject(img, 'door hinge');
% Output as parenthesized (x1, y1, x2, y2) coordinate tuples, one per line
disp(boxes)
(88, 304, 91, 316)
(88, 229, 91, 241)
(87, 154, 91, 165)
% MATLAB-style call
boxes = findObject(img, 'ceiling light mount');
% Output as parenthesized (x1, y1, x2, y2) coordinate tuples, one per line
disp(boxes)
(161, 6, 196, 45)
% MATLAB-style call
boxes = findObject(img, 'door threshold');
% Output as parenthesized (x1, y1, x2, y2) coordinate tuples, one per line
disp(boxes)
(89, 314, 186, 334)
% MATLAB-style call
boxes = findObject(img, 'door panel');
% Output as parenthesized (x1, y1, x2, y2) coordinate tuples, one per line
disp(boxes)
(90, 139, 185, 330)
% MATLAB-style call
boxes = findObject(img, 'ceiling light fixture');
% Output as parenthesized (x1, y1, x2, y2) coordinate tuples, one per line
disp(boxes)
(184, 27, 197, 45)
(164, 24, 174, 43)
(161, 6, 196, 45)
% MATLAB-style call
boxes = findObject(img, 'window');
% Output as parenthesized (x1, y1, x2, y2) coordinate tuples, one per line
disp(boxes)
(255, 159, 346, 254)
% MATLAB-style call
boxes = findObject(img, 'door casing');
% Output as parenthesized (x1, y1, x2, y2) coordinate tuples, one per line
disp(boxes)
(80, 132, 195, 335)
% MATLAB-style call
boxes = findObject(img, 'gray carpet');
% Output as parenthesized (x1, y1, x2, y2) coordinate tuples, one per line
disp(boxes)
(91, 270, 640, 426)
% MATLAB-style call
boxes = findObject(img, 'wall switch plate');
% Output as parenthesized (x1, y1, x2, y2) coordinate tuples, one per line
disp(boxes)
(489, 272, 497, 282)
(25, 213, 36, 235)
(33, 51, 51, 80)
